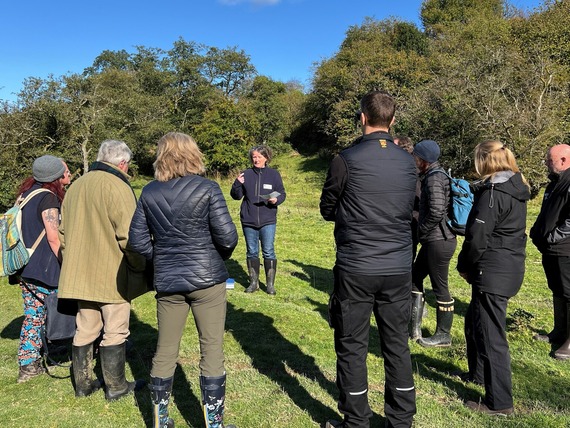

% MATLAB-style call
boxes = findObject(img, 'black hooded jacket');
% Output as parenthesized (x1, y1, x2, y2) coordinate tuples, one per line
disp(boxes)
(457, 171, 530, 298)
(530, 167, 570, 256)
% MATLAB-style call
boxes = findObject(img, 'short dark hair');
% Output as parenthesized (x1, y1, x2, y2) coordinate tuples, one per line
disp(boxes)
(394, 135, 413, 154)
(360, 90, 396, 128)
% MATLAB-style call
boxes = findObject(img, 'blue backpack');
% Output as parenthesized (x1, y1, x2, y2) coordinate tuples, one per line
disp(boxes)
(429, 169, 473, 236)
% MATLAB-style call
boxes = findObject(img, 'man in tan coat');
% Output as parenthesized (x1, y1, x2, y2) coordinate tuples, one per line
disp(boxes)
(59, 139, 147, 400)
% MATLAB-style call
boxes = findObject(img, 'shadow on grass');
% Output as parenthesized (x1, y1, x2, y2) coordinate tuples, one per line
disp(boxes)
(413, 350, 570, 412)
(286, 259, 333, 294)
(0, 315, 24, 339)
(227, 302, 341, 425)
(128, 311, 203, 428)
(511, 357, 570, 411)
(226, 258, 251, 292)
(227, 257, 290, 294)
(412, 352, 481, 402)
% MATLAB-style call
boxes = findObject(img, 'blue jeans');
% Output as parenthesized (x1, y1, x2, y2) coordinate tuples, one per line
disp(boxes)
(243, 224, 276, 259)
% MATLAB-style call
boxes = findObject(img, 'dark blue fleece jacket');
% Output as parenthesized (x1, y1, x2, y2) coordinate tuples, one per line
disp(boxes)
(230, 166, 286, 228)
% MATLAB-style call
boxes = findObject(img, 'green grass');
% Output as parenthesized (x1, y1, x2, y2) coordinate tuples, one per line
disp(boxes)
(1, 151, 569, 427)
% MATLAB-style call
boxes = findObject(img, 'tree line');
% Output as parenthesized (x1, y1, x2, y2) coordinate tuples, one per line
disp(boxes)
(1, 0, 568, 209)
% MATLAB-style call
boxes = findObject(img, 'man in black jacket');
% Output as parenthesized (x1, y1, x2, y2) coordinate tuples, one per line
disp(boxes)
(530, 144, 570, 360)
(320, 90, 417, 428)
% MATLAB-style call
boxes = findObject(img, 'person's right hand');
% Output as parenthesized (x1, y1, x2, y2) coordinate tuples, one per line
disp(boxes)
(237, 173, 245, 183)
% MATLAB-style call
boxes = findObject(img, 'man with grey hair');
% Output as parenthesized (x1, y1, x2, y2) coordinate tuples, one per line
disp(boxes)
(59, 140, 148, 400)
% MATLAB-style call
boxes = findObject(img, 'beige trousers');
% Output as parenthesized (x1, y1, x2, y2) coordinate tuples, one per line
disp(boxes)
(73, 301, 131, 347)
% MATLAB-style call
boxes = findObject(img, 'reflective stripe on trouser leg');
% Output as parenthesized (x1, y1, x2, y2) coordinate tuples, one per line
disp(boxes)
(373, 275, 416, 428)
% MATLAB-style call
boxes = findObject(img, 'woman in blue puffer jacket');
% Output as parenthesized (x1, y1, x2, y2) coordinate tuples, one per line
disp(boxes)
(230, 145, 286, 295)
(129, 132, 238, 428)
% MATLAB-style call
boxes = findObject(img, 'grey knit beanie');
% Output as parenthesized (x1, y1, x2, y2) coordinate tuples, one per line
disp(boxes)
(413, 140, 441, 163)
(33, 155, 66, 183)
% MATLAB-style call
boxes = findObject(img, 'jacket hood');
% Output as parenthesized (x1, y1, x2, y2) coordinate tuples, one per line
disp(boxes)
(473, 171, 530, 202)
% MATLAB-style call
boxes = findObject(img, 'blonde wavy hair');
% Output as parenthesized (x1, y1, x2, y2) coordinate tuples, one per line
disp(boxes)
(153, 132, 205, 182)
(474, 140, 529, 187)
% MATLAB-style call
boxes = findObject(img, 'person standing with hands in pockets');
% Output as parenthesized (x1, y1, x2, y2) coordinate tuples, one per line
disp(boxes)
(231, 145, 286, 295)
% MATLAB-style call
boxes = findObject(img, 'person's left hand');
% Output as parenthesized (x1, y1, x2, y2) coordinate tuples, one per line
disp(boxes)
(267, 197, 277, 204)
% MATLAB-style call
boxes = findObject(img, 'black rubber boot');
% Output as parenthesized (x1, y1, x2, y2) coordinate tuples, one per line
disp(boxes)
(409, 291, 424, 340)
(150, 376, 175, 428)
(554, 301, 570, 361)
(72, 343, 102, 397)
(418, 300, 454, 348)
(534, 296, 567, 345)
(245, 258, 260, 293)
(100, 343, 145, 401)
(264, 258, 277, 295)
(200, 374, 236, 428)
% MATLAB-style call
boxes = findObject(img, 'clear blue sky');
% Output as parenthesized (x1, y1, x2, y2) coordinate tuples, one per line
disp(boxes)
(0, 0, 543, 102)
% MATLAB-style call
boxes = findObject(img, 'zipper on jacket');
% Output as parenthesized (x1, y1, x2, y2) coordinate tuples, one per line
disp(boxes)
(256, 169, 262, 227)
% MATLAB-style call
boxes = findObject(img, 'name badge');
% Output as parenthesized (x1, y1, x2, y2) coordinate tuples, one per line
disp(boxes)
(263, 184, 273, 190)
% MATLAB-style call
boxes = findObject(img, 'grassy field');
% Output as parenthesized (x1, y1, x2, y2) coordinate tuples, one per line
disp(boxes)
(1, 151, 569, 427)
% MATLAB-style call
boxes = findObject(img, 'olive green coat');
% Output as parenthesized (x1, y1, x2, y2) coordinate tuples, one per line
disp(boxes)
(58, 165, 147, 303)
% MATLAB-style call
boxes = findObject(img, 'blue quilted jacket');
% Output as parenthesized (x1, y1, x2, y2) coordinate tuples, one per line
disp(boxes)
(129, 175, 238, 294)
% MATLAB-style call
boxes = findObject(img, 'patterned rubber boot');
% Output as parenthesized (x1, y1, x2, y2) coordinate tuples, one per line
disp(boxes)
(200, 374, 236, 428)
(150, 376, 175, 428)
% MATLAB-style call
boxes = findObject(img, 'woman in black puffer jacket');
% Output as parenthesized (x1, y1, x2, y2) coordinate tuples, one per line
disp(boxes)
(457, 140, 530, 416)
(411, 140, 457, 347)
(129, 132, 238, 428)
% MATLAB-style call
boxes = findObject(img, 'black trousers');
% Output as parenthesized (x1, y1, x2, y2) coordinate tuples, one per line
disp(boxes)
(329, 268, 416, 428)
(412, 238, 456, 302)
(465, 287, 513, 410)
(542, 254, 570, 299)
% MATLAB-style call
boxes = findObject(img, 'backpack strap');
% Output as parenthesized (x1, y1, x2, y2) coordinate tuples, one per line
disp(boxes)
(426, 167, 451, 180)
(29, 230, 46, 252)
(17, 188, 52, 208)
(17, 188, 53, 249)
